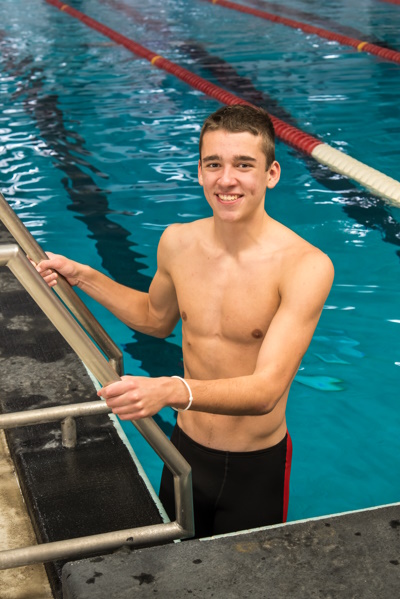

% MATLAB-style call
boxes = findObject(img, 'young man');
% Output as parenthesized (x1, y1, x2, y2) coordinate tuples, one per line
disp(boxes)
(36, 105, 334, 538)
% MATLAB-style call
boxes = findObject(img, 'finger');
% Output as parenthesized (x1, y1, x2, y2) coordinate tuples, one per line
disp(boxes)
(98, 376, 138, 396)
(98, 380, 135, 400)
(113, 406, 145, 421)
(35, 267, 58, 287)
(36, 261, 56, 273)
(105, 392, 137, 408)
(44, 277, 57, 287)
(37, 267, 53, 275)
(27, 256, 37, 267)
(111, 403, 142, 416)
(42, 277, 58, 288)
(40, 270, 58, 280)
(36, 253, 61, 273)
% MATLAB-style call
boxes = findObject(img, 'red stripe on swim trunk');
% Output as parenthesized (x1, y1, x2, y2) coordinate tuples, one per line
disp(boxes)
(282, 431, 293, 522)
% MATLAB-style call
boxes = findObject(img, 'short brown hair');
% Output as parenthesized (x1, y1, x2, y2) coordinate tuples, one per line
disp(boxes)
(199, 105, 275, 169)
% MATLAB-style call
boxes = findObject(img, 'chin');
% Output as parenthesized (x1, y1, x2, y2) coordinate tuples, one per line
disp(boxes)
(216, 211, 244, 223)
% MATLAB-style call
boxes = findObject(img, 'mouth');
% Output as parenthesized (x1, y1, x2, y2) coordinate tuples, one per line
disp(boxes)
(216, 193, 242, 204)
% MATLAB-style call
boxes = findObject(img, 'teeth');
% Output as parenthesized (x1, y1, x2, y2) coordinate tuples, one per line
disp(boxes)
(218, 194, 239, 201)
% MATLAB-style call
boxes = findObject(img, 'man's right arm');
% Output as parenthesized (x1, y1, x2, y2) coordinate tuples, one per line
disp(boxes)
(35, 226, 181, 338)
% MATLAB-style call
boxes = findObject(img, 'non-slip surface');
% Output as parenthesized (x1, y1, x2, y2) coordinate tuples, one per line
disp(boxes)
(62, 504, 400, 599)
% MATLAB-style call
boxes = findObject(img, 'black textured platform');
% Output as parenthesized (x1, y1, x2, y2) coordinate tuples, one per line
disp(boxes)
(0, 223, 163, 598)
(62, 504, 400, 599)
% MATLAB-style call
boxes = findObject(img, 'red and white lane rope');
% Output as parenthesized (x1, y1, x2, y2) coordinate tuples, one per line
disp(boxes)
(205, 0, 400, 66)
(44, 0, 400, 206)
(379, 0, 400, 5)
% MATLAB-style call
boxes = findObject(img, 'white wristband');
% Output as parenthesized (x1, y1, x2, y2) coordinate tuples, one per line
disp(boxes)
(171, 376, 193, 412)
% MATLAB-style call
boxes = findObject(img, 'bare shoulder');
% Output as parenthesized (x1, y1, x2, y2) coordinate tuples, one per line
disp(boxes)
(273, 221, 334, 304)
(157, 219, 211, 267)
(293, 245, 334, 296)
(159, 219, 210, 250)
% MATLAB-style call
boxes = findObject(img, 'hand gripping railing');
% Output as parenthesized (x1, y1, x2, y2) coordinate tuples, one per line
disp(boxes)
(0, 244, 194, 570)
(0, 191, 123, 375)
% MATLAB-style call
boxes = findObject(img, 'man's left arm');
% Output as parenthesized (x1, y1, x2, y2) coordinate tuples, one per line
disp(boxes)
(100, 251, 334, 419)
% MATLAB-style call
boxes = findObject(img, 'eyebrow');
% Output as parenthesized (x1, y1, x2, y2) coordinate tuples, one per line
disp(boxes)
(202, 154, 257, 162)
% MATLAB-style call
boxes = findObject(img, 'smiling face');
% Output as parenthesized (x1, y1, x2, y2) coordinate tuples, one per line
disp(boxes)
(198, 129, 280, 225)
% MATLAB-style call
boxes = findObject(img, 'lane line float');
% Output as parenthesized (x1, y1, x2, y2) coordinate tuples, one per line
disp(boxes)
(204, 0, 400, 65)
(44, 0, 400, 206)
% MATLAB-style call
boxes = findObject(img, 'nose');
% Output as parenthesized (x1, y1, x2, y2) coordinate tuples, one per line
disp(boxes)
(218, 165, 237, 187)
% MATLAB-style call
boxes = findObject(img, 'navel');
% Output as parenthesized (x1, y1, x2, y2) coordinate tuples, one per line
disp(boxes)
(182, 311, 188, 321)
(251, 328, 264, 339)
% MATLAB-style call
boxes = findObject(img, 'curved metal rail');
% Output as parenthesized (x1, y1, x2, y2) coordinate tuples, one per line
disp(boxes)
(0, 192, 123, 375)
(0, 244, 194, 570)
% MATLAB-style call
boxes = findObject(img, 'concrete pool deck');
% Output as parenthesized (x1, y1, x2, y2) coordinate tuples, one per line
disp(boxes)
(0, 428, 53, 599)
(62, 504, 400, 598)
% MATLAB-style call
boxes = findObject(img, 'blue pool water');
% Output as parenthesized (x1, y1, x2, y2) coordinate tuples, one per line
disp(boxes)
(0, 0, 399, 522)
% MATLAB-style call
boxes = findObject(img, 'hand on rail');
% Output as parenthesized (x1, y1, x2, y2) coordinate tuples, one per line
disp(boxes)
(98, 375, 188, 420)
(31, 252, 82, 287)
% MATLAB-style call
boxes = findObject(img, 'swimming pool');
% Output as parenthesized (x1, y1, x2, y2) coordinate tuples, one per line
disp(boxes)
(1, 0, 399, 522)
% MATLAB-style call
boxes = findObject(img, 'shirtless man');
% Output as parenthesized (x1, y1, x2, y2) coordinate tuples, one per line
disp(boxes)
(36, 105, 334, 538)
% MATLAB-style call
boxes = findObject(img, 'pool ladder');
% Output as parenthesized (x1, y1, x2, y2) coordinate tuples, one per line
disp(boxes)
(0, 192, 194, 570)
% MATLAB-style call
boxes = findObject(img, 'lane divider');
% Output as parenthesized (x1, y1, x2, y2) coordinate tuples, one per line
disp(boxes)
(44, 0, 400, 206)
(204, 0, 400, 65)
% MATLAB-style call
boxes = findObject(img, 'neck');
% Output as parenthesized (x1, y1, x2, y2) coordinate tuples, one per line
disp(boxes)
(212, 210, 271, 255)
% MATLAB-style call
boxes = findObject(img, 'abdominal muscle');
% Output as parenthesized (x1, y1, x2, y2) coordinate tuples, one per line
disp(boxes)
(178, 409, 288, 452)
(176, 337, 289, 452)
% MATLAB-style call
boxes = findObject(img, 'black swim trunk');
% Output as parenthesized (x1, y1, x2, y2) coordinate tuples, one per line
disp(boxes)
(159, 424, 292, 538)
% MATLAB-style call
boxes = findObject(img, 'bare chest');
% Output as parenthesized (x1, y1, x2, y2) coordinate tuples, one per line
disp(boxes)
(171, 251, 281, 343)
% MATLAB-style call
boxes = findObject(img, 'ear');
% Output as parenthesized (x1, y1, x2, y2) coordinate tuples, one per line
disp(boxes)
(198, 159, 204, 187)
(266, 160, 281, 189)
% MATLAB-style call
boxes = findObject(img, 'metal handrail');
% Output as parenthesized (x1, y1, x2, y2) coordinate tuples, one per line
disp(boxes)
(0, 244, 194, 570)
(0, 192, 123, 375)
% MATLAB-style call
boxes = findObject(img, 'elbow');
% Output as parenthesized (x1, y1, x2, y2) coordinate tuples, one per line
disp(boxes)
(147, 321, 176, 339)
(133, 313, 177, 338)
(124, 322, 172, 339)
(151, 327, 172, 339)
(144, 307, 179, 339)
(257, 399, 277, 416)
(252, 370, 289, 415)
(254, 382, 285, 415)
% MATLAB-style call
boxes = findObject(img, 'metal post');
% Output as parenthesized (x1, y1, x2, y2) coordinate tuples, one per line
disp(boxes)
(61, 417, 77, 448)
